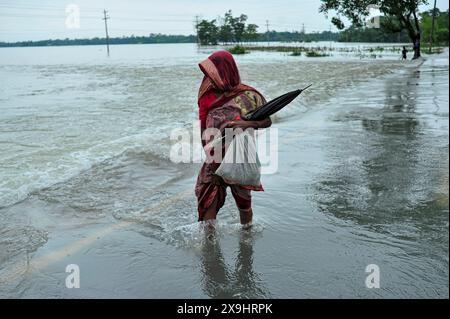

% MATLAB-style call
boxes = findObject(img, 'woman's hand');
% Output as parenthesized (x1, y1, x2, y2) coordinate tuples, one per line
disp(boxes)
(226, 120, 253, 130)
(226, 117, 272, 130)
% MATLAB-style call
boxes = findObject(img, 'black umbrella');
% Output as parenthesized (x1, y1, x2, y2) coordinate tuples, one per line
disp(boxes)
(244, 84, 312, 121)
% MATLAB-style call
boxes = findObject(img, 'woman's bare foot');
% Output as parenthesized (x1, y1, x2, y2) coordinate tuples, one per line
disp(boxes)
(239, 208, 253, 230)
(241, 222, 253, 230)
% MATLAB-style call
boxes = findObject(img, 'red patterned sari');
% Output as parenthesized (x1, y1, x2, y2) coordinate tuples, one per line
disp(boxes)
(195, 51, 266, 221)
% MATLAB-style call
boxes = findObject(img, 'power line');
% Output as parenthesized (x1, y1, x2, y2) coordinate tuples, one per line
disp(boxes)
(0, 13, 193, 22)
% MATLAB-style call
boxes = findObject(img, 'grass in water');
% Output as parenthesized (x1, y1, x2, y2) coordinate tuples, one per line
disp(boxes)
(290, 49, 302, 56)
(305, 50, 329, 57)
(425, 46, 444, 54)
(227, 45, 248, 54)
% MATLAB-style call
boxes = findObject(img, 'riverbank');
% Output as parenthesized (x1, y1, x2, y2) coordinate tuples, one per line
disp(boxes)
(0, 46, 448, 298)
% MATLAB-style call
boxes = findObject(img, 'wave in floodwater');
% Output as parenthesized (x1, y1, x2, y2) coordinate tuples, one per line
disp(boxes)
(0, 58, 407, 209)
(0, 46, 448, 298)
(9, 146, 261, 248)
(113, 195, 265, 249)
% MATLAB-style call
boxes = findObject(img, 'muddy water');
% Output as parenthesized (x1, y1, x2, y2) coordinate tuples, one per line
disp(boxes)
(0, 44, 448, 298)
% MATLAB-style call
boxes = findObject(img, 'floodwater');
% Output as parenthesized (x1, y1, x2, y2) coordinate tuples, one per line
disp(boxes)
(0, 43, 448, 298)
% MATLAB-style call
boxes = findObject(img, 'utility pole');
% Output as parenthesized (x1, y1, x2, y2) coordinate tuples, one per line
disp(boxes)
(195, 15, 200, 46)
(300, 23, 305, 42)
(103, 9, 110, 57)
(265, 20, 270, 46)
(329, 24, 332, 50)
(429, 0, 437, 53)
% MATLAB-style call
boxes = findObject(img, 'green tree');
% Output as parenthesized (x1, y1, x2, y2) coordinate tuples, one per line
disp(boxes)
(197, 19, 219, 45)
(320, 0, 428, 59)
(219, 10, 234, 44)
(231, 14, 248, 43)
(244, 23, 259, 43)
(420, 9, 449, 46)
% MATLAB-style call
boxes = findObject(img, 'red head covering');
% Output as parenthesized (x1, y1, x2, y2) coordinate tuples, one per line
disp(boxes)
(198, 50, 260, 129)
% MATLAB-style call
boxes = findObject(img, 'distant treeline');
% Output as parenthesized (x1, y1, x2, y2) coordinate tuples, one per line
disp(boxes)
(0, 31, 340, 48)
(338, 27, 411, 43)
(338, 9, 449, 44)
(0, 34, 197, 47)
(0, 30, 415, 48)
(1, 9, 447, 48)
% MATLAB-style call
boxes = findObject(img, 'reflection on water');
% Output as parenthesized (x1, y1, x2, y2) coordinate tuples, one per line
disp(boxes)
(314, 57, 448, 293)
(199, 231, 268, 299)
(316, 61, 448, 228)
(0, 44, 447, 298)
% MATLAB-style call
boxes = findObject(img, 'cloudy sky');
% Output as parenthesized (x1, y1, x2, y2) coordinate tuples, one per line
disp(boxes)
(0, 0, 448, 42)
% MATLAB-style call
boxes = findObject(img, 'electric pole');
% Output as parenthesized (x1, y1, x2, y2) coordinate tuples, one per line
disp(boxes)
(300, 23, 305, 42)
(195, 15, 200, 46)
(265, 20, 270, 45)
(103, 9, 110, 57)
(329, 24, 332, 50)
(429, 0, 437, 53)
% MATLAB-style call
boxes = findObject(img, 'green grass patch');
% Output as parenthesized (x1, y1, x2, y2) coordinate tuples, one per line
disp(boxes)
(305, 50, 329, 57)
(424, 46, 445, 54)
(290, 49, 302, 56)
(227, 45, 248, 54)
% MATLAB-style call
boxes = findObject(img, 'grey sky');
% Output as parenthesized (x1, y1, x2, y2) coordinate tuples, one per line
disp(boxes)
(0, 0, 448, 42)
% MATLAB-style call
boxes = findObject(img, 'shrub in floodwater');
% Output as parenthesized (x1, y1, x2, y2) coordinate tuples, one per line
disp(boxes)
(227, 45, 248, 55)
(305, 50, 328, 57)
(425, 47, 444, 54)
(290, 49, 302, 56)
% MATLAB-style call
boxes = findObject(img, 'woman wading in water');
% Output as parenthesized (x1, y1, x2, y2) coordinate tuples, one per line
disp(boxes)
(195, 51, 271, 229)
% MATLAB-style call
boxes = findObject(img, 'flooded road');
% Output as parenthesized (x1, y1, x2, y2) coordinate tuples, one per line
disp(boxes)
(0, 44, 448, 298)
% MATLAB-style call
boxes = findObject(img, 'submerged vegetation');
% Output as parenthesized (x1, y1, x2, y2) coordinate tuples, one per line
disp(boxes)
(227, 45, 248, 54)
(290, 49, 302, 56)
(225, 43, 446, 59)
(305, 50, 329, 57)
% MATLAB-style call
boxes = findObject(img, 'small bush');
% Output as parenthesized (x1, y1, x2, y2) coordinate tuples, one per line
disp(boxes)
(227, 45, 248, 54)
(425, 47, 444, 54)
(305, 50, 328, 57)
(290, 49, 302, 56)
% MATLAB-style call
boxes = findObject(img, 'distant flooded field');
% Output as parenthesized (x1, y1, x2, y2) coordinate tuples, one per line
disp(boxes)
(0, 43, 448, 298)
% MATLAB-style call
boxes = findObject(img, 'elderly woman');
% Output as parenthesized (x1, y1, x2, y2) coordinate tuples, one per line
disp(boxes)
(195, 51, 271, 228)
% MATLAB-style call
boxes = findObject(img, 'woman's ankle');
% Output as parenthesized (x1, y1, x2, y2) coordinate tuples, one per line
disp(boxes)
(239, 208, 253, 226)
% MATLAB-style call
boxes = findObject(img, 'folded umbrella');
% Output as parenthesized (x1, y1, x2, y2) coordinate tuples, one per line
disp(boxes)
(244, 84, 312, 121)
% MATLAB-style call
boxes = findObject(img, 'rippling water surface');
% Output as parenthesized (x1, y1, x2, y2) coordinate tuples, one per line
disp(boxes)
(0, 43, 448, 298)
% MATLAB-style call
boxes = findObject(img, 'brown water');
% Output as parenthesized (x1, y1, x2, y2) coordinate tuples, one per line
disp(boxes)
(0, 44, 448, 298)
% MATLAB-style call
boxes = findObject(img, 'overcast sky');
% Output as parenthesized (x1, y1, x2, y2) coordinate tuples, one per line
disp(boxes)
(0, 0, 448, 42)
